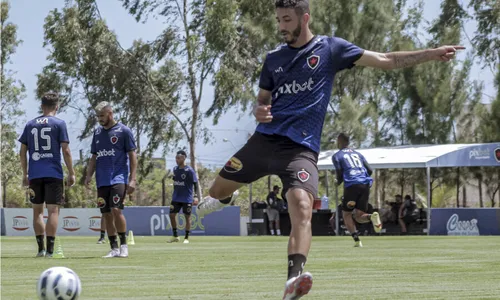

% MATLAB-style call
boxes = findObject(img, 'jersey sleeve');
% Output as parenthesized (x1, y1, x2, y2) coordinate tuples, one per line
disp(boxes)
(18, 124, 29, 145)
(258, 55, 274, 91)
(90, 132, 97, 155)
(124, 128, 137, 152)
(329, 37, 364, 72)
(59, 121, 70, 143)
(190, 168, 198, 183)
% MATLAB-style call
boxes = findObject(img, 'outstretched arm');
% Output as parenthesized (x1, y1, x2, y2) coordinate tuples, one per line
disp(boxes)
(354, 46, 465, 70)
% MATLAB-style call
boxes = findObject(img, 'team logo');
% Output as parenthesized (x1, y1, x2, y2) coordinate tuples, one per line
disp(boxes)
(495, 148, 500, 163)
(112, 194, 121, 204)
(297, 169, 310, 182)
(347, 201, 356, 209)
(110, 135, 118, 144)
(186, 205, 192, 214)
(36, 118, 48, 124)
(96, 127, 102, 135)
(97, 197, 106, 208)
(224, 157, 243, 173)
(32, 152, 40, 161)
(307, 55, 320, 70)
(27, 188, 36, 200)
(181, 174, 186, 180)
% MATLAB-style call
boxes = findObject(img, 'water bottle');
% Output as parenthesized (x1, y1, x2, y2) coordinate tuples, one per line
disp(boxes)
(321, 195, 329, 210)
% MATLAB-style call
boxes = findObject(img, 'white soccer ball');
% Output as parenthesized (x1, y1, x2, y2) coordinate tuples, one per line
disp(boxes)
(37, 266, 82, 300)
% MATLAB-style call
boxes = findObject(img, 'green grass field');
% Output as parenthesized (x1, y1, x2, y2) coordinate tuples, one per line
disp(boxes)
(1, 236, 500, 299)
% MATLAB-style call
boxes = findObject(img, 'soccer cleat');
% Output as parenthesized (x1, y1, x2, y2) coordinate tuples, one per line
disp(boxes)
(119, 245, 128, 258)
(183, 239, 190, 244)
(371, 212, 382, 233)
(197, 190, 239, 218)
(283, 272, 313, 300)
(45, 253, 53, 258)
(102, 248, 120, 258)
(354, 241, 363, 247)
(36, 250, 46, 257)
(97, 238, 106, 244)
(167, 237, 180, 243)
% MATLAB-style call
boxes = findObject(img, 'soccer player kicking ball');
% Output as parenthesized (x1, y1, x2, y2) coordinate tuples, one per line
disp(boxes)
(332, 133, 382, 247)
(19, 92, 76, 258)
(85, 102, 137, 258)
(167, 150, 199, 244)
(196, 1, 464, 298)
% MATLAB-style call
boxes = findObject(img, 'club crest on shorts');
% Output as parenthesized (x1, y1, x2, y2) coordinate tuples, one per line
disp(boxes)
(169, 205, 174, 210)
(27, 188, 36, 200)
(307, 55, 320, 70)
(495, 148, 500, 163)
(347, 201, 356, 209)
(112, 194, 120, 204)
(224, 157, 243, 173)
(110, 135, 118, 144)
(297, 169, 310, 182)
(97, 197, 106, 208)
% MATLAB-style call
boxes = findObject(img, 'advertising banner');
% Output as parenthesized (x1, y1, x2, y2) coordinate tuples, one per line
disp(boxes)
(430, 208, 500, 236)
(123, 206, 240, 236)
(3, 208, 102, 236)
(2, 206, 240, 236)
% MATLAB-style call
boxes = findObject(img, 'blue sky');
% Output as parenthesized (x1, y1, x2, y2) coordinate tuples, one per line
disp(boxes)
(6, 0, 496, 169)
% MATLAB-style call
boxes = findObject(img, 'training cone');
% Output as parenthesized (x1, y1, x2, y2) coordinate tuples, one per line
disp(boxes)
(127, 230, 135, 245)
(52, 237, 65, 259)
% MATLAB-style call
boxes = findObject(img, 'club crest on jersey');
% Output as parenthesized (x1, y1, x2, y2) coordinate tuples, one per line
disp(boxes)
(307, 55, 320, 70)
(112, 194, 120, 204)
(297, 169, 310, 182)
(181, 174, 186, 180)
(110, 135, 118, 144)
(224, 157, 243, 173)
(495, 148, 500, 163)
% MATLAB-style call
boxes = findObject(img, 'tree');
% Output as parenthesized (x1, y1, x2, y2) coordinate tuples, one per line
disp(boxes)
(469, 0, 500, 68)
(1, 0, 26, 207)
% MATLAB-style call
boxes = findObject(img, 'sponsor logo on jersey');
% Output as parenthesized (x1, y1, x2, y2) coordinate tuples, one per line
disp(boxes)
(275, 78, 314, 98)
(32, 152, 54, 161)
(36, 118, 49, 124)
(96, 149, 116, 158)
(173, 181, 186, 186)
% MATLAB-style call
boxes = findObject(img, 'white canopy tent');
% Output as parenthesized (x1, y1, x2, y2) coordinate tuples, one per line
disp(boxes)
(317, 143, 500, 235)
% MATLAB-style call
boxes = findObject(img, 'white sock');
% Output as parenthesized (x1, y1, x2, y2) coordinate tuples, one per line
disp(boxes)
(270, 229, 275, 235)
(277, 229, 281, 235)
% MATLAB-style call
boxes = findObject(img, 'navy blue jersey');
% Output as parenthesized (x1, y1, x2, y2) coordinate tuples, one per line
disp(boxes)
(18, 116, 69, 180)
(172, 165, 198, 203)
(91, 123, 136, 188)
(257, 36, 364, 153)
(332, 148, 373, 188)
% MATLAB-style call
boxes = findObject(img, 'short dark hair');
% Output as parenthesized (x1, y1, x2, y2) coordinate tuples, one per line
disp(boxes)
(404, 195, 412, 200)
(176, 150, 187, 157)
(273, 185, 280, 191)
(41, 92, 59, 109)
(337, 133, 350, 145)
(275, 0, 310, 15)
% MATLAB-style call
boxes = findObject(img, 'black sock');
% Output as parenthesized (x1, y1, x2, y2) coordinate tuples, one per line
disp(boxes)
(36, 235, 45, 252)
(118, 232, 127, 245)
(100, 230, 105, 239)
(287, 254, 307, 280)
(351, 231, 360, 242)
(185, 230, 190, 239)
(46, 236, 55, 254)
(109, 235, 118, 249)
(173, 228, 178, 238)
(219, 194, 233, 204)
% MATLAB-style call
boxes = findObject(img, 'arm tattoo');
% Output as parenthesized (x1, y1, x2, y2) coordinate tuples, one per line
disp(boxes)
(386, 49, 433, 69)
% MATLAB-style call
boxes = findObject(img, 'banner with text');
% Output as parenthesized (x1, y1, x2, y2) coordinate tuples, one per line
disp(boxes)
(3, 208, 102, 236)
(122, 206, 240, 236)
(2, 206, 240, 236)
(430, 208, 500, 235)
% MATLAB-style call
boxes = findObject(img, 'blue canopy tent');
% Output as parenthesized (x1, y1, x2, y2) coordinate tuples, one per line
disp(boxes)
(317, 143, 500, 235)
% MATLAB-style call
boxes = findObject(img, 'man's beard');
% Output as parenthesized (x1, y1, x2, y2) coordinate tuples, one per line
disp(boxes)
(281, 21, 302, 45)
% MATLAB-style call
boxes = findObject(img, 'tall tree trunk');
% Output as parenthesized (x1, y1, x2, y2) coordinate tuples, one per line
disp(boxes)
(478, 177, 484, 208)
(462, 186, 466, 208)
(2, 180, 7, 207)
